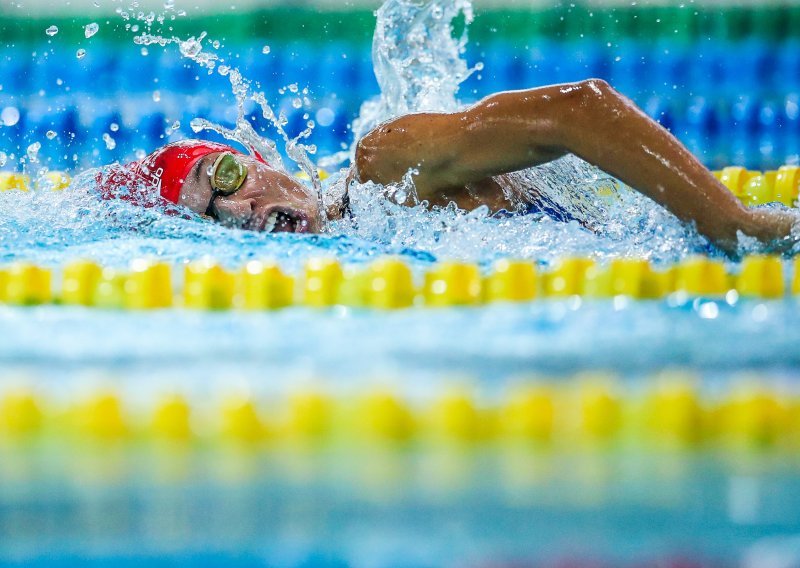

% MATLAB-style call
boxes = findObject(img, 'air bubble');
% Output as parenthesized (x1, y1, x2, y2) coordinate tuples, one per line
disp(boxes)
(110, 123, 119, 132)
(76, 49, 86, 59)
(0, 152, 6, 167)
(262, 45, 270, 55)
(152, 90, 161, 102)
(46, 130, 57, 140)
(45, 25, 58, 36)
(84, 23, 99, 39)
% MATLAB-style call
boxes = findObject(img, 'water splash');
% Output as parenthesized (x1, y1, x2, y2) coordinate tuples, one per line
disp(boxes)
(351, 0, 476, 142)
(131, 28, 320, 192)
(3, 0, 795, 273)
(335, 0, 771, 265)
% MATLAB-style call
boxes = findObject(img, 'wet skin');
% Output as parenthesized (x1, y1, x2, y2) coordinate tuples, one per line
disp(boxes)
(178, 152, 323, 233)
(355, 79, 798, 253)
(178, 79, 798, 252)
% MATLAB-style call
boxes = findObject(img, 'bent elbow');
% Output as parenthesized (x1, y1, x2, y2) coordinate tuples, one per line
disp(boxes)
(556, 79, 627, 124)
(575, 79, 619, 106)
(579, 78, 614, 97)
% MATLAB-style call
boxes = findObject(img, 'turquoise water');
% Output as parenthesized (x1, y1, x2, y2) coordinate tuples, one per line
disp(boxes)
(2, 1, 800, 566)
(1, 449, 799, 567)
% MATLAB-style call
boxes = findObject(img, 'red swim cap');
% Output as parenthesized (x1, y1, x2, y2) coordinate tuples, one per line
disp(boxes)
(96, 139, 265, 208)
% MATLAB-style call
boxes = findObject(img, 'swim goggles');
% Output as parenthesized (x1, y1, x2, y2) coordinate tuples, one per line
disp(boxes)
(205, 152, 248, 217)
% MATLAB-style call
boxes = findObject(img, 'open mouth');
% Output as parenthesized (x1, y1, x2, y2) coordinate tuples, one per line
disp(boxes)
(253, 207, 309, 234)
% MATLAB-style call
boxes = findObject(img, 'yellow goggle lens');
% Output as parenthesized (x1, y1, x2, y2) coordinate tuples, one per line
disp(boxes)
(212, 153, 247, 195)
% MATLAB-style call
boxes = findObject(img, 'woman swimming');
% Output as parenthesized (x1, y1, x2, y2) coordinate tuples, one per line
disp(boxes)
(98, 79, 799, 254)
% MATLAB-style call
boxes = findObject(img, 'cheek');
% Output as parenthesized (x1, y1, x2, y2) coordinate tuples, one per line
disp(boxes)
(179, 185, 211, 213)
(216, 197, 253, 217)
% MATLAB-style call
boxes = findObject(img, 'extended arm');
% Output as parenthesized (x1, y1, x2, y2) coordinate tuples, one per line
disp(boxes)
(354, 79, 797, 252)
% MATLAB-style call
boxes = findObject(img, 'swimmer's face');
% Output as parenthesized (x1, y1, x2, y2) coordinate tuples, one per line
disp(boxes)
(177, 152, 323, 233)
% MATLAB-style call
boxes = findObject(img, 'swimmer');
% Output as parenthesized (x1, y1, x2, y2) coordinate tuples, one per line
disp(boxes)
(99, 79, 798, 253)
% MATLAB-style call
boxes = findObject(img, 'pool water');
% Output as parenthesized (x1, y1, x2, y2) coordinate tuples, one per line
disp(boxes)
(2, 0, 800, 566)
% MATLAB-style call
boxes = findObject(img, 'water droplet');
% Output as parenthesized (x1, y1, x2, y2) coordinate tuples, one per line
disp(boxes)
(140, 47, 148, 56)
(288, 83, 299, 93)
(474, 61, 484, 71)
(152, 90, 161, 102)
(110, 123, 119, 132)
(1, 106, 20, 126)
(292, 98, 302, 109)
(261, 45, 270, 55)
(46, 130, 57, 140)
(179, 37, 202, 58)
(26, 142, 41, 163)
(170, 120, 180, 131)
(84, 23, 99, 39)
(0, 152, 7, 167)
(315, 107, 335, 127)
(45, 25, 58, 36)
(76, 49, 86, 60)
(102, 133, 116, 150)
